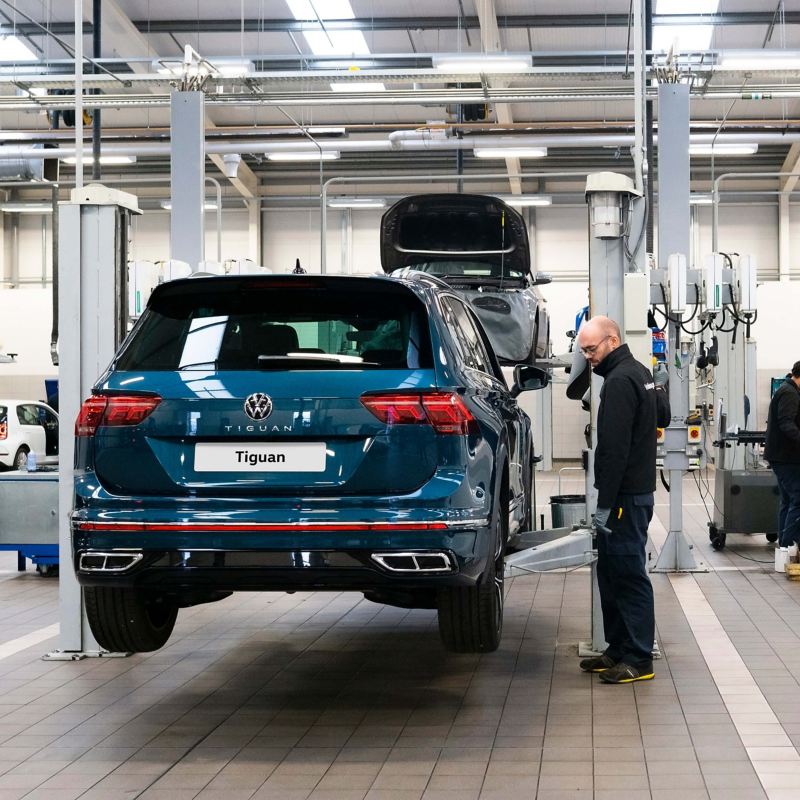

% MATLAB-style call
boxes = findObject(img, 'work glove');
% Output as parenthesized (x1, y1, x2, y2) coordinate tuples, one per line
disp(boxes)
(592, 507, 612, 535)
(653, 361, 669, 388)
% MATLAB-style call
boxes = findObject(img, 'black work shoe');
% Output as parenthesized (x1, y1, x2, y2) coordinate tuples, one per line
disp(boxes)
(599, 661, 655, 684)
(579, 653, 616, 673)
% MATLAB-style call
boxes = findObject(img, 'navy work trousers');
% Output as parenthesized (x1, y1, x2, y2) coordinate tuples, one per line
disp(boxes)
(772, 463, 800, 548)
(595, 493, 655, 666)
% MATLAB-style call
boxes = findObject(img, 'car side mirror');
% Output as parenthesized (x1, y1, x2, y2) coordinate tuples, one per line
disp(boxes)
(511, 365, 550, 397)
(532, 272, 552, 286)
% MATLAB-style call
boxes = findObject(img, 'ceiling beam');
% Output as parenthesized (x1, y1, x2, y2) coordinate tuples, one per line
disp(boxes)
(779, 143, 800, 194)
(6, 12, 799, 38)
(475, 0, 521, 195)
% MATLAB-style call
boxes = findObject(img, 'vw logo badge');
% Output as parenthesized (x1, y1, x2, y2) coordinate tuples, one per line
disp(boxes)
(244, 393, 273, 421)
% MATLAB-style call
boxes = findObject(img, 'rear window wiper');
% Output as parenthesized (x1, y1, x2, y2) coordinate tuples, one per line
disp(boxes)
(178, 360, 218, 371)
(257, 355, 381, 369)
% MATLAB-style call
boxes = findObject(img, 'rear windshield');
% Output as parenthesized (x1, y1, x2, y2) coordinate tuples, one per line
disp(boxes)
(115, 280, 433, 371)
(412, 260, 526, 282)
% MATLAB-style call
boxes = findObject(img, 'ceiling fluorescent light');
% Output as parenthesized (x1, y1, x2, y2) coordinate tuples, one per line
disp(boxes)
(160, 200, 218, 210)
(474, 147, 548, 159)
(652, 25, 713, 53)
(304, 31, 370, 56)
(0, 203, 53, 214)
(286, 1, 370, 57)
(432, 54, 532, 73)
(328, 197, 387, 208)
(213, 60, 254, 77)
(330, 82, 385, 92)
(63, 155, 137, 165)
(267, 151, 340, 161)
(655, 0, 719, 13)
(0, 35, 38, 61)
(497, 195, 552, 207)
(287, 0, 355, 19)
(689, 143, 758, 156)
(306, 126, 346, 135)
(690, 194, 713, 205)
(717, 50, 800, 71)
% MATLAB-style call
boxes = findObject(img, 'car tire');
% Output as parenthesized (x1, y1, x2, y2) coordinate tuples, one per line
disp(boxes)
(437, 471, 507, 653)
(12, 447, 29, 471)
(84, 586, 178, 653)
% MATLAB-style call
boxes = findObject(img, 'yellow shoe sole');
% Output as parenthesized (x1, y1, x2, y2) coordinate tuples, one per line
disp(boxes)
(601, 672, 655, 684)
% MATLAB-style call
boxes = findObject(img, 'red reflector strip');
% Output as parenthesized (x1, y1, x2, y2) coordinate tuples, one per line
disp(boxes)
(75, 521, 449, 532)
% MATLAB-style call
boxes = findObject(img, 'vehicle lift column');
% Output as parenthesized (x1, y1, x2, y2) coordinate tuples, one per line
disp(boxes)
(505, 171, 646, 657)
(45, 185, 142, 660)
(650, 82, 706, 573)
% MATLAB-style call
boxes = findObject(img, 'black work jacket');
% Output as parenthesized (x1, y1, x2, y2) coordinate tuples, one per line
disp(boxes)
(765, 378, 800, 464)
(593, 344, 658, 508)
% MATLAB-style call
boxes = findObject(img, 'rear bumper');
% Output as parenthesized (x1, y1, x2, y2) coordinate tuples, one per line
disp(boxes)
(73, 546, 489, 593)
(72, 518, 491, 593)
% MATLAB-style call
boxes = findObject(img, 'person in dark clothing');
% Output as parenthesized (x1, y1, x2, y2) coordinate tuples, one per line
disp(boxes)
(576, 316, 658, 684)
(764, 361, 800, 549)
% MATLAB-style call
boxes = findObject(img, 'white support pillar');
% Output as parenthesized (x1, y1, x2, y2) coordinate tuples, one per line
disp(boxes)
(170, 91, 205, 269)
(248, 199, 261, 264)
(779, 193, 791, 282)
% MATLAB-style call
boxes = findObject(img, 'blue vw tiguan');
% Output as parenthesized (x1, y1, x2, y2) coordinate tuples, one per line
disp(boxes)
(72, 271, 547, 654)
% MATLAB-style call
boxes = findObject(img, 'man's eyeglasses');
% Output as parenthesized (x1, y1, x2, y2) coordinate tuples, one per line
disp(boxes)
(580, 335, 610, 356)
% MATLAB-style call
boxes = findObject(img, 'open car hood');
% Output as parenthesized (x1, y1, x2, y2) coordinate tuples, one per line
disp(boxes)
(380, 194, 531, 277)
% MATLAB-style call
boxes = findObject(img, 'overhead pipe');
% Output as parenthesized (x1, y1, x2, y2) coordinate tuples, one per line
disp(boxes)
(74, 0, 83, 190)
(5, 131, 800, 162)
(92, 0, 101, 181)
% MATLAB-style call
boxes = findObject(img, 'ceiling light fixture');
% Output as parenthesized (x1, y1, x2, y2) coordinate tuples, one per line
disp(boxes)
(327, 197, 387, 208)
(655, 0, 718, 13)
(330, 82, 386, 92)
(160, 200, 218, 210)
(496, 195, 553, 207)
(0, 203, 53, 214)
(717, 50, 800, 71)
(689, 143, 758, 156)
(474, 147, 548, 159)
(63, 155, 137, 165)
(267, 151, 341, 161)
(286, 0, 371, 57)
(0, 35, 38, 62)
(432, 54, 532, 73)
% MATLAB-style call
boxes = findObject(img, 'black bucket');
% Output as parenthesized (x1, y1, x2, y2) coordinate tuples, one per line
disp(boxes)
(550, 494, 587, 528)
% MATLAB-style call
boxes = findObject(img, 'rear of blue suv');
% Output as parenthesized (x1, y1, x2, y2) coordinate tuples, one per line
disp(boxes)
(73, 273, 534, 654)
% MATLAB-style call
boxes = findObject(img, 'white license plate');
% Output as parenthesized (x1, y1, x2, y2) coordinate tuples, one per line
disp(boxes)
(194, 442, 326, 473)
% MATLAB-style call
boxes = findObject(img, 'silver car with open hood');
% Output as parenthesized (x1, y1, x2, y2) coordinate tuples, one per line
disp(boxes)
(380, 193, 551, 364)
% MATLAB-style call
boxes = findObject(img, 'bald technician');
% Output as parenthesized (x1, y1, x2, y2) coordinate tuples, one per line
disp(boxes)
(577, 316, 658, 684)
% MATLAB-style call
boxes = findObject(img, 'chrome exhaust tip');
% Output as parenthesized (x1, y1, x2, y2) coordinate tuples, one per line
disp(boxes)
(371, 551, 454, 573)
(79, 551, 143, 573)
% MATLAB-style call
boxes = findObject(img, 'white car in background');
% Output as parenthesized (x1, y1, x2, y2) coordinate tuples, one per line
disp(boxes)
(0, 400, 59, 470)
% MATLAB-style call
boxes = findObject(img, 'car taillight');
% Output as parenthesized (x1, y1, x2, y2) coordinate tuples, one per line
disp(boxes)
(361, 391, 477, 435)
(75, 395, 161, 437)
(0, 422, 6, 440)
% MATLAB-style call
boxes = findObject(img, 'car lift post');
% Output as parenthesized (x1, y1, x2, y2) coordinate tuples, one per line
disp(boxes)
(649, 82, 707, 573)
(44, 186, 141, 661)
